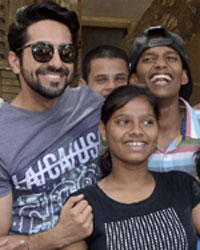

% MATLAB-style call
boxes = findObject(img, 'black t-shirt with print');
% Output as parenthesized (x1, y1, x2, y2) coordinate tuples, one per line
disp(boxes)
(74, 171, 200, 250)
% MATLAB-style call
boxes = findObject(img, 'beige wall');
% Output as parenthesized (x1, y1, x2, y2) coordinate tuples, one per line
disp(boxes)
(82, 0, 153, 19)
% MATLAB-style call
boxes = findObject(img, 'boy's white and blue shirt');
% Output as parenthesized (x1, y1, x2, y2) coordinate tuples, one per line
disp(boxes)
(148, 98, 200, 177)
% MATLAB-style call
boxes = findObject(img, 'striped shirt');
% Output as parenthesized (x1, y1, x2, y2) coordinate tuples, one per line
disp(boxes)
(148, 98, 200, 177)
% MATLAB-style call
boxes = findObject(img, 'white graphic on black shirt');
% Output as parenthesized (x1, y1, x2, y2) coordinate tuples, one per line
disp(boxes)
(104, 208, 188, 250)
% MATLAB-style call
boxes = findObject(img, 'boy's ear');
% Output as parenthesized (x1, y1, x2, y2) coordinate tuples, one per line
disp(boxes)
(129, 73, 139, 85)
(78, 77, 87, 86)
(181, 69, 189, 86)
(99, 121, 107, 141)
(8, 51, 20, 74)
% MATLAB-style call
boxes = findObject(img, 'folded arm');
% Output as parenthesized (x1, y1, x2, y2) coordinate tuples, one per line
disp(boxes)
(0, 194, 93, 250)
(59, 240, 87, 250)
(0, 192, 12, 235)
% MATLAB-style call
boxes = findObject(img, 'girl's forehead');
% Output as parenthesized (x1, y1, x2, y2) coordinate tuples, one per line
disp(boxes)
(111, 97, 154, 116)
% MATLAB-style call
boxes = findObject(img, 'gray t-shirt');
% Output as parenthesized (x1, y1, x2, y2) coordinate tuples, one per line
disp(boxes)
(0, 84, 103, 235)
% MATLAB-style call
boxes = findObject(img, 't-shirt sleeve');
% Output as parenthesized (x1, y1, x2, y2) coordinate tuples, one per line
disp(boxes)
(0, 156, 12, 197)
(190, 176, 200, 208)
(180, 171, 200, 208)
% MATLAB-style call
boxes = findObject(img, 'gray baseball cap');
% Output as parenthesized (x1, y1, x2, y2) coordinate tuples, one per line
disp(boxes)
(129, 26, 193, 101)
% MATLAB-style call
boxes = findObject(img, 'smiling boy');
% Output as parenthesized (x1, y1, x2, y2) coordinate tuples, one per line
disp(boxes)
(129, 26, 200, 177)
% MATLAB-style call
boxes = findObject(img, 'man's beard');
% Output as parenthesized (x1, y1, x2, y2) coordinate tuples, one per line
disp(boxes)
(21, 65, 73, 99)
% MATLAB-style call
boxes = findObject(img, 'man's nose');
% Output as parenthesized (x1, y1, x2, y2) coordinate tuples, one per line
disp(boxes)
(106, 79, 115, 90)
(48, 49, 63, 69)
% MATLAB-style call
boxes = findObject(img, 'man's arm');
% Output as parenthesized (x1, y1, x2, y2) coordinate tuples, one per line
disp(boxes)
(0, 192, 27, 250)
(0, 192, 12, 235)
(0, 194, 93, 250)
(0, 238, 27, 250)
(59, 240, 87, 250)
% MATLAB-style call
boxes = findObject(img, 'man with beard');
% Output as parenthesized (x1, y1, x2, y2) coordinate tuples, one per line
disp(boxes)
(129, 26, 200, 177)
(0, 1, 103, 250)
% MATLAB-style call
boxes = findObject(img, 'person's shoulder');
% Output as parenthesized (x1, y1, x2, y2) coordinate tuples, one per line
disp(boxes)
(71, 184, 98, 197)
(0, 98, 4, 108)
(168, 170, 195, 179)
(0, 102, 13, 119)
(194, 107, 200, 117)
(70, 84, 103, 99)
(180, 98, 195, 113)
(162, 170, 194, 178)
(152, 170, 196, 183)
(64, 84, 104, 107)
(153, 171, 200, 204)
(183, 99, 200, 117)
(181, 98, 200, 124)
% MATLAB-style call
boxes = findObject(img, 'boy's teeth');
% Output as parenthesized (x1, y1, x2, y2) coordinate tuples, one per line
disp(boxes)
(151, 74, 171, 82)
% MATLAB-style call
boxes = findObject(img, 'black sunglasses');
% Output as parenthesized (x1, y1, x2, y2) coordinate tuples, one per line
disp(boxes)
(16, 41, 77, 63)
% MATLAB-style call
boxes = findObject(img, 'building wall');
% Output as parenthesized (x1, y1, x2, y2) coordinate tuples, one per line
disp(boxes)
(186, 31, 200, 106)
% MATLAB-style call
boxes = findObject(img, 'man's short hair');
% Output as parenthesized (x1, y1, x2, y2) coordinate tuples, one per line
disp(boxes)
(82, 45, 129, 82)
(8, 1, 80, 56)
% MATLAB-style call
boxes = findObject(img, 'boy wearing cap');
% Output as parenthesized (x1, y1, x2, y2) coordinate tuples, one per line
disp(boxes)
(129, 26, 200, 177)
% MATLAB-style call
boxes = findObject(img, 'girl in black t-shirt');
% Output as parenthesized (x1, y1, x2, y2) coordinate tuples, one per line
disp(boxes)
(62, 85, 200, 250)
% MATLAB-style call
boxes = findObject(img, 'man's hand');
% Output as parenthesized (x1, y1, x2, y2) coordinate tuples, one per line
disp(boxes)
(0, 238, 27, 250)
(54, 194, 93, 247)
(17, 194, 93, 250)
